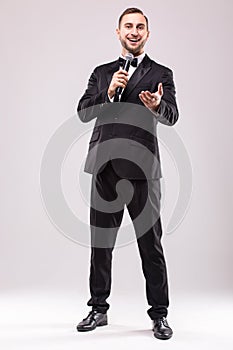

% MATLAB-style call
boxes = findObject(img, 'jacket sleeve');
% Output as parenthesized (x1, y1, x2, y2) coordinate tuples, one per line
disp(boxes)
(152, 68, 179, 126)
(77, 67, 111, 123)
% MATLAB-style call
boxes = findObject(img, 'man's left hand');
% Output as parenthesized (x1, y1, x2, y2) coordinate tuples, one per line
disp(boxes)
(139, 83, 163, 112)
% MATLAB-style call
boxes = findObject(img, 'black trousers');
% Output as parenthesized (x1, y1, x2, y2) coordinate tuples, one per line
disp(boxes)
(87, 160, 169, 320)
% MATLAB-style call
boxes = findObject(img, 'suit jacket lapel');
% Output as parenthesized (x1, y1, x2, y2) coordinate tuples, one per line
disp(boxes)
(105, 60, 119, 87)
(121, 54, 152, 100)
(104, 54, 152, 100)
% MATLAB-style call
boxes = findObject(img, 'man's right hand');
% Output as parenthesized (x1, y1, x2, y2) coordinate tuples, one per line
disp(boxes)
(108, 70, 129, 99)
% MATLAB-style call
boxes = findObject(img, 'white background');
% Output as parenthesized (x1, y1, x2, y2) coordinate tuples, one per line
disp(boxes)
(1, 0, 233, 349)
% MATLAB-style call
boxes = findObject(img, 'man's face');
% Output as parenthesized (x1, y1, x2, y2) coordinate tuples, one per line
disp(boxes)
(116, 13, 150, 56)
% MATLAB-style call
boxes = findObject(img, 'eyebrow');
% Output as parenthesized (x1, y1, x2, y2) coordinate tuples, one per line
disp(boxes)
(124, 22, 146, 27)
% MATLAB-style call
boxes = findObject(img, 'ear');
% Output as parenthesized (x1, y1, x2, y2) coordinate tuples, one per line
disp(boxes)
(147, 30, 150, 39)
(116, 28, 120, 38)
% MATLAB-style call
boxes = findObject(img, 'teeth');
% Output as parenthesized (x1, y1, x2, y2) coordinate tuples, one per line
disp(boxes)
(129, 39, 139, 42)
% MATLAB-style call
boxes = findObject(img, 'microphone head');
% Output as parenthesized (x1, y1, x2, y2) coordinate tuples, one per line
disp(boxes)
(125, 52, 134, 61)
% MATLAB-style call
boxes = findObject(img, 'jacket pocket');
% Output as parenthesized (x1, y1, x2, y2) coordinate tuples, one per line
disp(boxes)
(130, 136, 155, 153)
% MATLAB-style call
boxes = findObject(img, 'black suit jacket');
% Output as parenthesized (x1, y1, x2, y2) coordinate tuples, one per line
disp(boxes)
(77, 54, 179, 179)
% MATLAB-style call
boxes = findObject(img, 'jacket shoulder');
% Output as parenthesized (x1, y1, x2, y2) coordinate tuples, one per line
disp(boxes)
(147, 55, 173, 74)
(93, 60, 118, 72)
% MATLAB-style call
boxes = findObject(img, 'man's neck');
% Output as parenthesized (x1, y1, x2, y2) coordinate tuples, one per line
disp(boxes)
(121, 50, 144, 58)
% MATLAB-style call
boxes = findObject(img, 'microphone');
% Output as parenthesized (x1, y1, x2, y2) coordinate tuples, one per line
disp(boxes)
(114, 52, 134, 102)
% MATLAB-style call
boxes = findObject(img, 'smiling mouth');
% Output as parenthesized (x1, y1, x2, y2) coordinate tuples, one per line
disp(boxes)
(128, 38, 140, 43)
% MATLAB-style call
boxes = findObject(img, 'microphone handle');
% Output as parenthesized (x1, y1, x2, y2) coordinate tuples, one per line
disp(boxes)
(114, 59, 131, 101)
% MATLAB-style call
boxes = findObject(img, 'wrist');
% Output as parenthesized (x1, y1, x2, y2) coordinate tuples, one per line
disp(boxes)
(108, 88, 114, 99)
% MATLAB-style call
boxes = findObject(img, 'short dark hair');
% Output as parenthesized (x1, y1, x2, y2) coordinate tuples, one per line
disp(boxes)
(118, 8, 149, 29)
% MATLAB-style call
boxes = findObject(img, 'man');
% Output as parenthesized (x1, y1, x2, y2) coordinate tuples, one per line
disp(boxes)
(76, 8, 179, 340)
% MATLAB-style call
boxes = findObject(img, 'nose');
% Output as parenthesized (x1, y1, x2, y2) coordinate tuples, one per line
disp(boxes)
(131, 26, 139, 36)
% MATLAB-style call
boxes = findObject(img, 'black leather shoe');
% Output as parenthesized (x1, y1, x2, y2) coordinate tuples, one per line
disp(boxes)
(153, 317, 173, 340)
(76, 310, 108, 332)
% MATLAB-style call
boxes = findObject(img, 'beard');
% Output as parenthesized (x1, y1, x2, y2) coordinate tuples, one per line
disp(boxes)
(119, 36, 147, 56)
